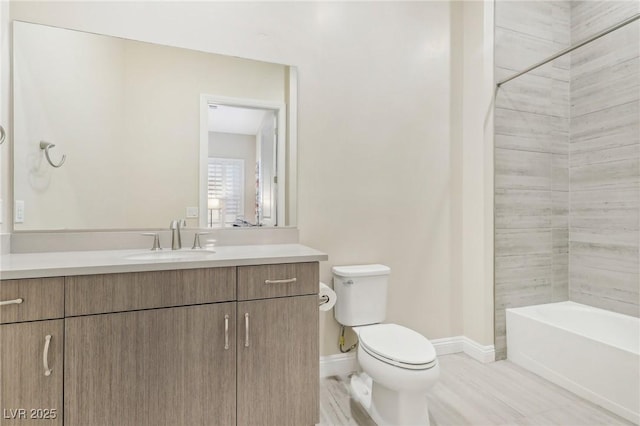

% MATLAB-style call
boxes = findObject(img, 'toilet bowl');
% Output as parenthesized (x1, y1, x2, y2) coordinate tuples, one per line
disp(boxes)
(352, 323, 440, 426)
(332, 264, 440, 426)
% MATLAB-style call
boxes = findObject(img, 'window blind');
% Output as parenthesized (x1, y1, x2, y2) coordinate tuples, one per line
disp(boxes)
(208, 158, 244, 224)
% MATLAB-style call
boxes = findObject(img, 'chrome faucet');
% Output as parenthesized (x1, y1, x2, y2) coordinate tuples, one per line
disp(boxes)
(169, 219, 186, 250)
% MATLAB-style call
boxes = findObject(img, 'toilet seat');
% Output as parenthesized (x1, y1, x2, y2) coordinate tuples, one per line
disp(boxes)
(357, 324, 437, 371)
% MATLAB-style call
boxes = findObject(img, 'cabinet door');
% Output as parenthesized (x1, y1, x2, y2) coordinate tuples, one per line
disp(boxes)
(237, 295, 319, 426)
(0, 320, 63, 426)
(64, 303, 236, 426)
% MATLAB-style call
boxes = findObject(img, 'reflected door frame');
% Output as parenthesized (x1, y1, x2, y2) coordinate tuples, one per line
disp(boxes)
(199, 94, 286, 228)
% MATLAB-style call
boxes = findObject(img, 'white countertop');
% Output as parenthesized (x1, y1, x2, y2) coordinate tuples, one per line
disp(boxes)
(0, 244, 328, 280)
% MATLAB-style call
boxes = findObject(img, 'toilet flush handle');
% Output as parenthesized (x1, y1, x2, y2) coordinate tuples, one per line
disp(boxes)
(344, 279, 354, 285)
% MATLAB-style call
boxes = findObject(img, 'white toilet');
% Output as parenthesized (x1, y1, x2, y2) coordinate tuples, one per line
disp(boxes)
(333, 264, 440, 426)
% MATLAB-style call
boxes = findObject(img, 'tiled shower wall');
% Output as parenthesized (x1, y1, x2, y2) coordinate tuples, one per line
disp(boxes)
(494, 1, 570, 360)
(494, 1, 640, 359)
(569, 2, 640, 317)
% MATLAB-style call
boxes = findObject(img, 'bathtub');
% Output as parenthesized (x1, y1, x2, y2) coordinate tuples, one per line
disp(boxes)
(506, 301, 639, 424)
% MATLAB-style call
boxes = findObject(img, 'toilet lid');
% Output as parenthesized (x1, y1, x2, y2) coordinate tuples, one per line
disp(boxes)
(358, 324, 437, 367)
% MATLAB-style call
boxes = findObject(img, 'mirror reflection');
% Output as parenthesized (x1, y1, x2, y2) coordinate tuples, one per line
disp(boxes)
(204, 101, 283, 228)
(12, 21, 296, 231)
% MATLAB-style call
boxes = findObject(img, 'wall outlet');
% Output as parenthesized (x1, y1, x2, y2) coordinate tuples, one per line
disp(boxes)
(15, 200, 25, 223)
(186, 206, 199, 218)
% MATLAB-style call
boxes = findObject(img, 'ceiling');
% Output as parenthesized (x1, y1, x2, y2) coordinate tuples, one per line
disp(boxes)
(208, 104, 271, 135)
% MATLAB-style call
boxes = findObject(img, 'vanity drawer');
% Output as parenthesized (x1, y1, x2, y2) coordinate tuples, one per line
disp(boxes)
(65, 267, 236, 316)
(237, 262, 319, 300)
(0, 277, 64, 324)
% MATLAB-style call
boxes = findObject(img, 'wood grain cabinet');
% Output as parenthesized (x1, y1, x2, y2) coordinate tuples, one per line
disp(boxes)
(64, 303, 236, 426)
(65, 267, 236, 316)
(0, 261, 320, 426)
(0, 320, 63, 426)
(237, 295, 319, 426)
(0, 278, 64, 324)
(237, 262, 319, 300)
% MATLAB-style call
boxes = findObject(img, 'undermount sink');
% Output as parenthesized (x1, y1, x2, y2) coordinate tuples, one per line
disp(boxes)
(123, 249, 217, 261)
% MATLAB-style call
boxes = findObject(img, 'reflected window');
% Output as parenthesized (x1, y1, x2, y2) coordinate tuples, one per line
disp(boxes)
(207, 158, 244, 226)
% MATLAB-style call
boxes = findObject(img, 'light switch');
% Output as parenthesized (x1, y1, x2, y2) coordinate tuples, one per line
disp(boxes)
(15, 200, 25, 223)
(186, 206, 199, 218)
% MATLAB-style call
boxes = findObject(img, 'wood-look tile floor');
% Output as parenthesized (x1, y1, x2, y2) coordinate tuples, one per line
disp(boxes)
(319, 353, 633, 426)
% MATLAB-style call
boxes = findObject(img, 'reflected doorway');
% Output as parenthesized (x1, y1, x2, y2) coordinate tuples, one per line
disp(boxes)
(199, 96, 285, 228)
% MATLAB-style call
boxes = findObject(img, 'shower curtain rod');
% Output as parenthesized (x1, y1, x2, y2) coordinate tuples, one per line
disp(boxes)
(497, 13, 640, 87)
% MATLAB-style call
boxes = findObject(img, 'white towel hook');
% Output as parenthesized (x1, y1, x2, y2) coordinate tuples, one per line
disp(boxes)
(40, 141, 66, 168)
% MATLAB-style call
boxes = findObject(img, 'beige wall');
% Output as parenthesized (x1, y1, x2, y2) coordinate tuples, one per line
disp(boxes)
(460, 1, 495, 346)
(13, 23, 127, 230)
(4, 1, 495, 355)
(208, 132, 257, 223)
(0, 1, 10, 238)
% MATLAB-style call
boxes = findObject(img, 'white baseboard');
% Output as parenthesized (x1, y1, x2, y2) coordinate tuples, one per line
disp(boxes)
(320, 352, 357, 378)
(432, 336, 495, 363)
(460, 336, 496, 363)
(430, 336, 464, 355)
(320, 336, 495, 377)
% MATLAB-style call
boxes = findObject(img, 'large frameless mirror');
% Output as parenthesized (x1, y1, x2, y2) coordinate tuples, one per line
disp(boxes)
(12, 21, 297, 231)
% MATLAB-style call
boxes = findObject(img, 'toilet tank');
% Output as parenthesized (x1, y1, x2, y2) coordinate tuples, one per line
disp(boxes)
(332, 264, 391, 327)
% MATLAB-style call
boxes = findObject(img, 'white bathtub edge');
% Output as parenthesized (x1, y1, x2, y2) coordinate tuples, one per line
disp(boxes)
(509, 343, 639, 424)
(506, 302, 639, 355)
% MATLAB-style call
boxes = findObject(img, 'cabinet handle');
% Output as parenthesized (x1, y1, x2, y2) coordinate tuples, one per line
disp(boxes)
(224, 314, 229, 350)
(264, 278, 297, 285)
(0, 298, 23, 306)
(244, 313, 250, 348)
(43, 335, 52, 377)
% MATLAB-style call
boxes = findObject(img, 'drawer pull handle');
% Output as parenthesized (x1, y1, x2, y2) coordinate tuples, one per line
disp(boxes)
(264, 278, 297, 285)
(224, 314, 229, 350)
(244, 313, 250, 348)
(43, 335, 52, 377)
(0, 298, 23, 306)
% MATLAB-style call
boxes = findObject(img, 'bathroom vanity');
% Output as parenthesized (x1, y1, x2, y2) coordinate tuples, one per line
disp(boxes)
(0, 244, 326, 426)
(3, 16, 318, 426)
